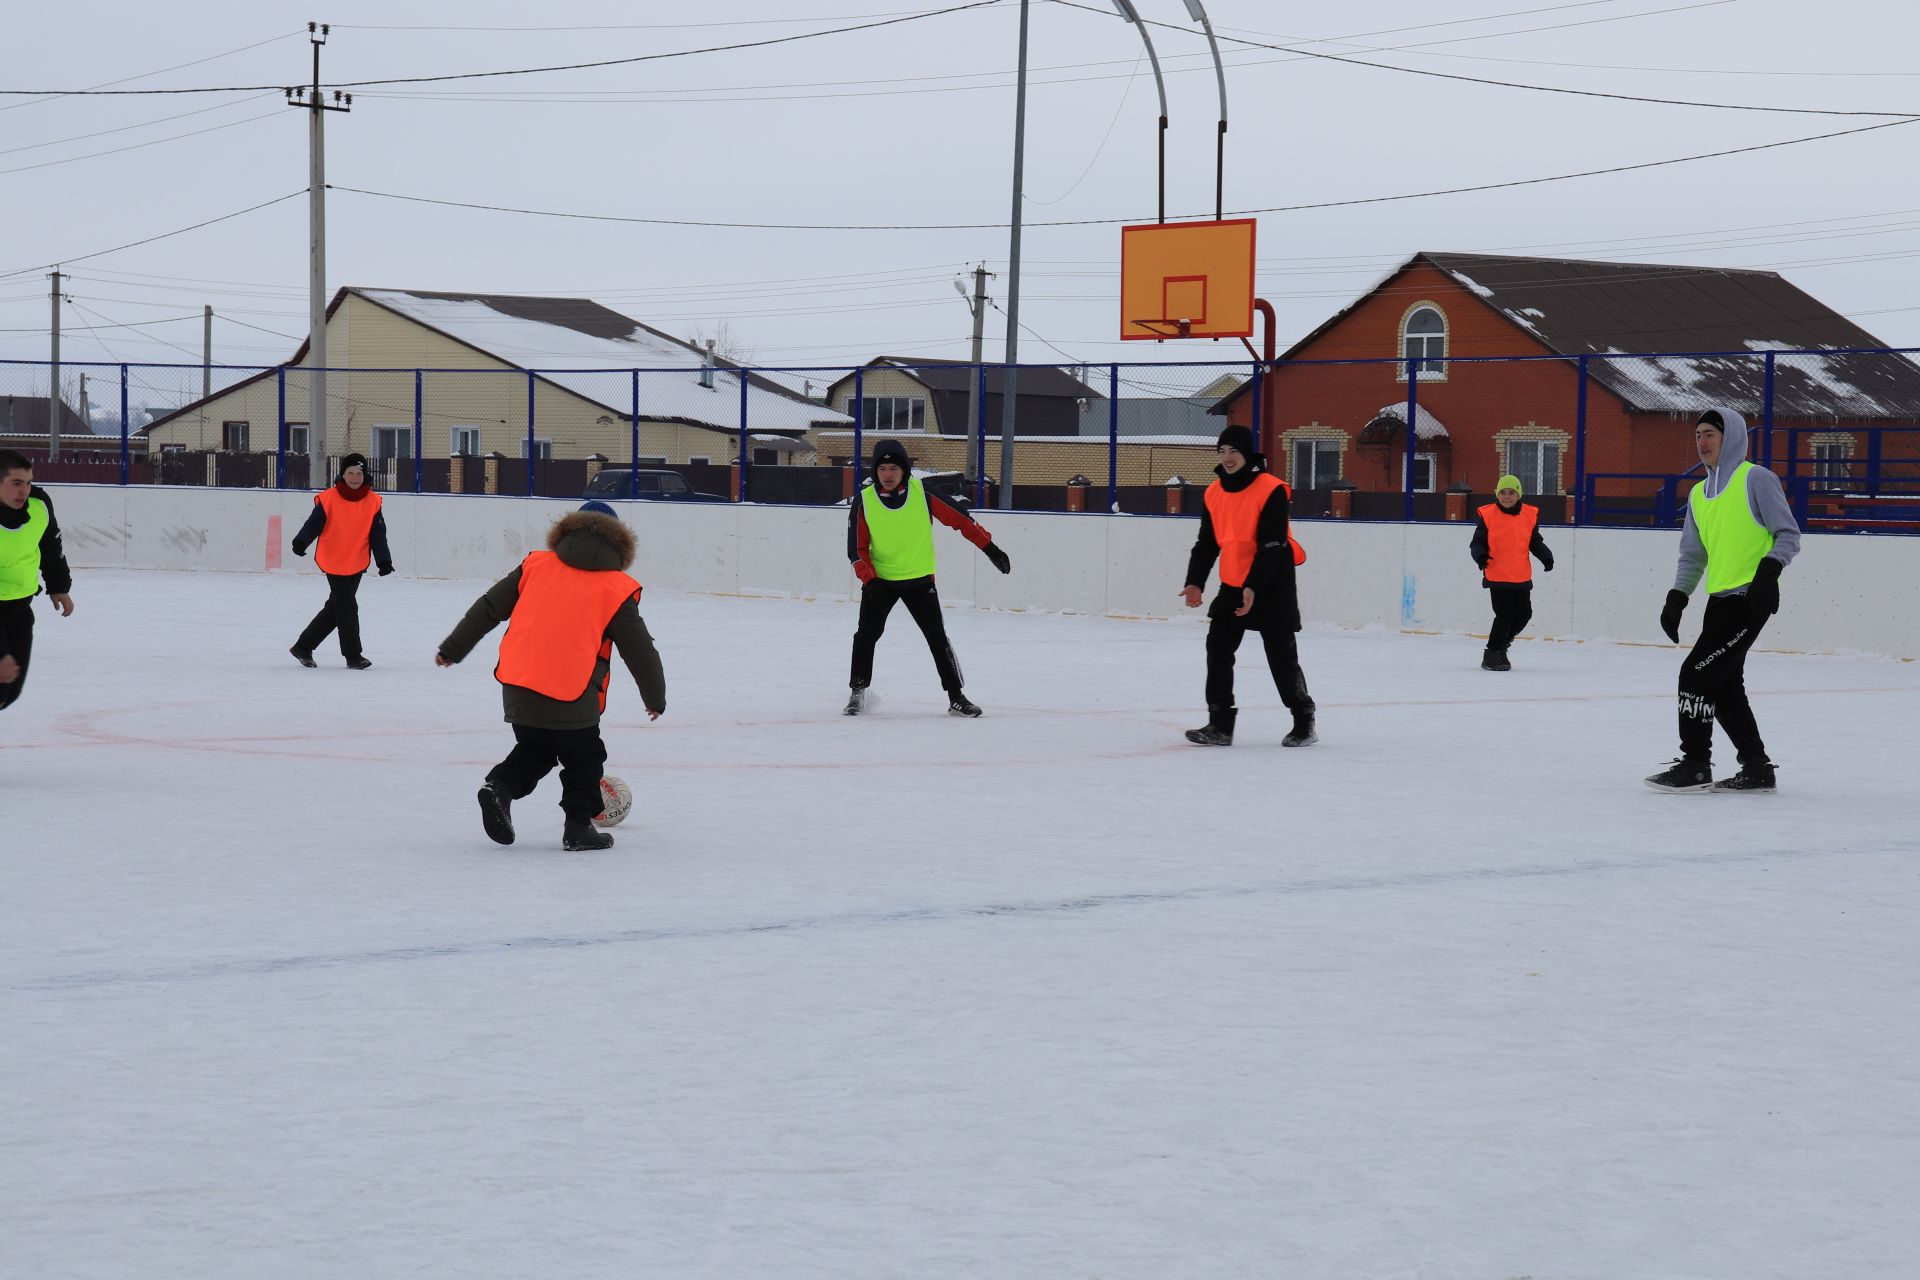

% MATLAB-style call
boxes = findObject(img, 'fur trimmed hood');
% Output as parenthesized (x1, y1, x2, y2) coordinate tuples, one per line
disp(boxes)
(548, 510, 636, 571)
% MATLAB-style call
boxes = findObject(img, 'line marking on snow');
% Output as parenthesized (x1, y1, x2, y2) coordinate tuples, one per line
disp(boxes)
(14, 841, 1905, 995)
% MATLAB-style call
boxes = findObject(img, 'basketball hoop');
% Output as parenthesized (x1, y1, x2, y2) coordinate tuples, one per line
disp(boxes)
(1130, 318, 1193, 341)
(1119, 217, 1255, 342)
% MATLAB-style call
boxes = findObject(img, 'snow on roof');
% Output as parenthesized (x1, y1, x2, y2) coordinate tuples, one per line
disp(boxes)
(1446, 269, 1495, 300)
(357, 289, 848, 433)
(1371, 403, 1449, 440)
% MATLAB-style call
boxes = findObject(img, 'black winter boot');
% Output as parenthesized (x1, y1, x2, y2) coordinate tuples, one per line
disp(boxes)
(1712, 761, 1777, 793)
(345, 656, 373, 670)
(843, 686, 866, 716)
(1481, 646, 1510, 672)
(947, 694, 983, 718)
(477, 782, 514, 846)
(1185, 705, 1235, 746)
(563, 820, 615, 851)
(1644, 758, 1713, 793)
(1282, 707, 1317, 748)
(290, 645, 317, 668)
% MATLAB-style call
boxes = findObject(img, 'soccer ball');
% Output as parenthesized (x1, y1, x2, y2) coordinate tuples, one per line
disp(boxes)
(592, 776, 633, 829)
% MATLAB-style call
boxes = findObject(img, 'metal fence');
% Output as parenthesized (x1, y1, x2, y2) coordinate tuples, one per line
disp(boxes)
(5, 348, 1919, 534)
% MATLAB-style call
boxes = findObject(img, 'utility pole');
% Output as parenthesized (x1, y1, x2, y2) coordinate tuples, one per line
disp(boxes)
(958, 263, 993, 485)
(286, 22, 350, 487)
(203, 304, 213, 405)
(79, 373, 89, 436)
(996, 0, 1030, 510)
(47, 268, 62, 460)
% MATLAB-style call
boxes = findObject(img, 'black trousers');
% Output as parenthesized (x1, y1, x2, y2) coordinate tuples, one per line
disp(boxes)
(850, 576, 964, 694)
(295, 572, 365, 660)
(1487, 584, 1534, 651)
(1677, 594, 1770, 766)
(0, 598, 33, 712)
(1204, 610, 1313, 723)
(488, 724, 609, 823)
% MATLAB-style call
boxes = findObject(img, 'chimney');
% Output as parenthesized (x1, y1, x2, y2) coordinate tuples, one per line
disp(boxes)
(700, 338, 717, 390)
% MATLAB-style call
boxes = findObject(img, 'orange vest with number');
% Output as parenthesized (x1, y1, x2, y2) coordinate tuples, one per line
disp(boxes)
(1203, 472, 1305, 588)
(494, 551, 642, 705)
(1478, 502, 1538, 584)
(314, 486, 381, 576)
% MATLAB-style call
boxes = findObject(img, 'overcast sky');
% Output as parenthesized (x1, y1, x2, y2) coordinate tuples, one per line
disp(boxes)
(5, 0, 1920, 386)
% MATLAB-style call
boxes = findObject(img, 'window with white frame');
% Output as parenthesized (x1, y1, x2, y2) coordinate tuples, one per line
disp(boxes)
(688, 456, 712, 466)
(521, 438, 553, 461)
(1402, 306, 1447, 378)
(842, 395, 926, 433)
(373, 425, 412, 462)
(287, 423, 309, 455)
(1505, 439, 1561, 495)
(1810, 437, 1852, 491)
(1411, 451, 1438, 493)
(450, 426, 481, 457)
(220, 420, 249, 451)
(1290, 438, 1341, 489)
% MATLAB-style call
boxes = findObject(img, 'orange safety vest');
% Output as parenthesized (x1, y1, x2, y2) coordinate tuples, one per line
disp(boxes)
(494, 550, 642, 705)
(1203, 472, 1305, 588)
(314, 487, 382, 576)
(1478, 502, 1539, 584)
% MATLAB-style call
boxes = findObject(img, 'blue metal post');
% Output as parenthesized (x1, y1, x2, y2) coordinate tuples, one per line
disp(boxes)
(1761, 352, 1777, 471)
(118, 365, 130, 486)
(852, 368, 865, 489)
(976, 363, 989, 507)
(412, 369, 423, 494)
(525, 371, 537, 496)
(1573, 356, 1589, 525)
(1866, 425, 1883, 496)
(1249, 359, 1263, 457)
(275, 367, 287, 489)
(1403, 357, 1420, 522)
(1107, 363, 1120, 515)
(629, 369, 640, 493)
(737, 364, 750, 503)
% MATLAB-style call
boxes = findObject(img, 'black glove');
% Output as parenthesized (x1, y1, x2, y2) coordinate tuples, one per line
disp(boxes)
(377, 564, 394, 577)
(1539, 552, 1554, 573)
(983, 542, 1011, 575)
(1746, 557, 1781, 619)
(291, 543, 307, 558)
(1660, 589, 1688, 643)
(1472, 553, 1488, 571)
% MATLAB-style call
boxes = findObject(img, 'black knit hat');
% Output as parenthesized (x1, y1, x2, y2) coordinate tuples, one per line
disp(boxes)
(338, 452, 369, 477)
(870, 438, 911, 471)
(1216, 424, 1256, 458)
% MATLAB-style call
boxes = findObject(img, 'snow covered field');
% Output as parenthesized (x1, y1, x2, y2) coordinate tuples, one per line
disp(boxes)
(6, 568, 1918, 1279)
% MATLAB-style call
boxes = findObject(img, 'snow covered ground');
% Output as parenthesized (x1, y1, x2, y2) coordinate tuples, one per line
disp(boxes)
(6, 569, 1918, 1279)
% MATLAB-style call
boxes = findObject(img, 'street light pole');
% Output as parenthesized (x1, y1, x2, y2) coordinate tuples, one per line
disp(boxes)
(996, 0, 1030, 510)
(1110, 0, 1169, 224)
(1182, 0, 1229, 218)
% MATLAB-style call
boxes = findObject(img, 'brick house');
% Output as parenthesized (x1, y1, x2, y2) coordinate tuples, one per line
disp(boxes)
(1213, 252, 1920, 519)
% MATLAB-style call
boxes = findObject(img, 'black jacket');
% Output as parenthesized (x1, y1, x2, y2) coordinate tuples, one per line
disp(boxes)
(1184, 457, 1301, 632)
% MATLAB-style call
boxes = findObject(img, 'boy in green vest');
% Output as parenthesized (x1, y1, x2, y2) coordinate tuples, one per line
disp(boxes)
(0, 449, 76, 712)
(845, 439, 1010, 717)
(1645, 408, 1800, 794)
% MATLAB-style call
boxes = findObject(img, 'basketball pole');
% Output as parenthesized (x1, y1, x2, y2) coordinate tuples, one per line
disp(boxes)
(997, 0, 1031, 511)
(1183, 0, 1228, 219)
(1110, 0, 1168, 225)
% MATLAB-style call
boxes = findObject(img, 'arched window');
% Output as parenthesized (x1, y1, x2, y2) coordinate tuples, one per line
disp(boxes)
(1402, 306, 1446, 377)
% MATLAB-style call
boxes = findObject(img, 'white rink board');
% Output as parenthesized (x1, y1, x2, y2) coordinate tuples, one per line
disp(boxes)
(42, 484, 1919, 657)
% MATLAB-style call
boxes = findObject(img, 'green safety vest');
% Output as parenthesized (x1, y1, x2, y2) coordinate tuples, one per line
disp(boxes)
(0, 495, 49, 602)
(861, 476, 938, 581)
(1689, 461, 1774, 594)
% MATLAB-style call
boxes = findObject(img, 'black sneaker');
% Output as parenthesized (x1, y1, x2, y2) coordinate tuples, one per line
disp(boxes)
(290, 645, 317, 668)
(477, 783, 515, 846)
(1644, 759, 1713, 793)
(345, 656, 373, 670)
(563, 821, 615, 851)
(1282, 711, 1317, 748)
(1712, 762, 1777, 794)
(1185, 724, 1233, 746)
(843, 687, 866, 716)
(948, 696, 983, 718)
(1481, 647, 1510, 672)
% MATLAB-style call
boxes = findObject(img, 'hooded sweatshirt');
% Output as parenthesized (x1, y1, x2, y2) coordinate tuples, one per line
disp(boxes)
(437, 511, 666, 729)
(1674, 406, 1801, 596)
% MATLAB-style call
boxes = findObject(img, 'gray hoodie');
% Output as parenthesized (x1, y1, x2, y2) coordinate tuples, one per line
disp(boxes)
(1674, 406, 1801, 596)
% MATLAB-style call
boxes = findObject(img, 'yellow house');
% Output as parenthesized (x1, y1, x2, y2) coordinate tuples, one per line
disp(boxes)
(142, 288, 847, 472)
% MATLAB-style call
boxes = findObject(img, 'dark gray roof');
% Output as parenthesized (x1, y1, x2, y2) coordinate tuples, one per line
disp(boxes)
(0, 395, 92, 437)
(858, 357, 1104, 400)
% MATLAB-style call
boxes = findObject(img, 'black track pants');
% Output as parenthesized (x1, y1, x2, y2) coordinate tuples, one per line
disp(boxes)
(1204, 613, 1313, 715)
(850, 576, 964, 694)
(0, 598, 33, 711)
(1487, 584, 1534, 651)
(487, 724, 610, 824)
(295, 572, 366, 661)
(1677, 593, 1770, 766)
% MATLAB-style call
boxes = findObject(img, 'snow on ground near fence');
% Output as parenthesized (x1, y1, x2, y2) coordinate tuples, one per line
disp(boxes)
(6, 570, 1919, 1279)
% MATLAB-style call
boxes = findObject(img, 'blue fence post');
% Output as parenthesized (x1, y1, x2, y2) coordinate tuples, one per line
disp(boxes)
(525, 371, 537, 496)
(737, 363, 750, 503)
(1249, 358, 1264, 456)
(852, 368, 865, 490)
(975, 363, 988, 508)
(274, 367, 287, 489)
(1107, 363, 1120, 515)
(1573, 355, 1589, 526)
(1866, 424, 1883, 496)
(1761, 352, 1777, 471)
(1403, 357, 1420, 522)
(412, 369, 423, 494)
(629, 369, 640, 494)
(118, 364, 130, 486)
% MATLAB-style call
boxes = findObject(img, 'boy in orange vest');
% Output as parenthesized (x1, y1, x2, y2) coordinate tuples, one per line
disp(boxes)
(1468, 473, 1554, 671)
(1180, 425, 1315, 747)
(435, 501, 665, 852)
(290, 453, 392, 669)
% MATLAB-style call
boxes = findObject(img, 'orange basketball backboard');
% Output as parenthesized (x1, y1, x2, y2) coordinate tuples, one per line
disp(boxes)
(1119, 217, 1256, 341)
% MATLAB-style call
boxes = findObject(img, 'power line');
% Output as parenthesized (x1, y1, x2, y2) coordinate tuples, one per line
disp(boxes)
(0, 30, 300, 110)
(0, 313, 200, 334)
(0, 109, 281, 177)
(0, 95, 272, 157)
(0, 191, 305, 282)
(333, 5, 1006, 32)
